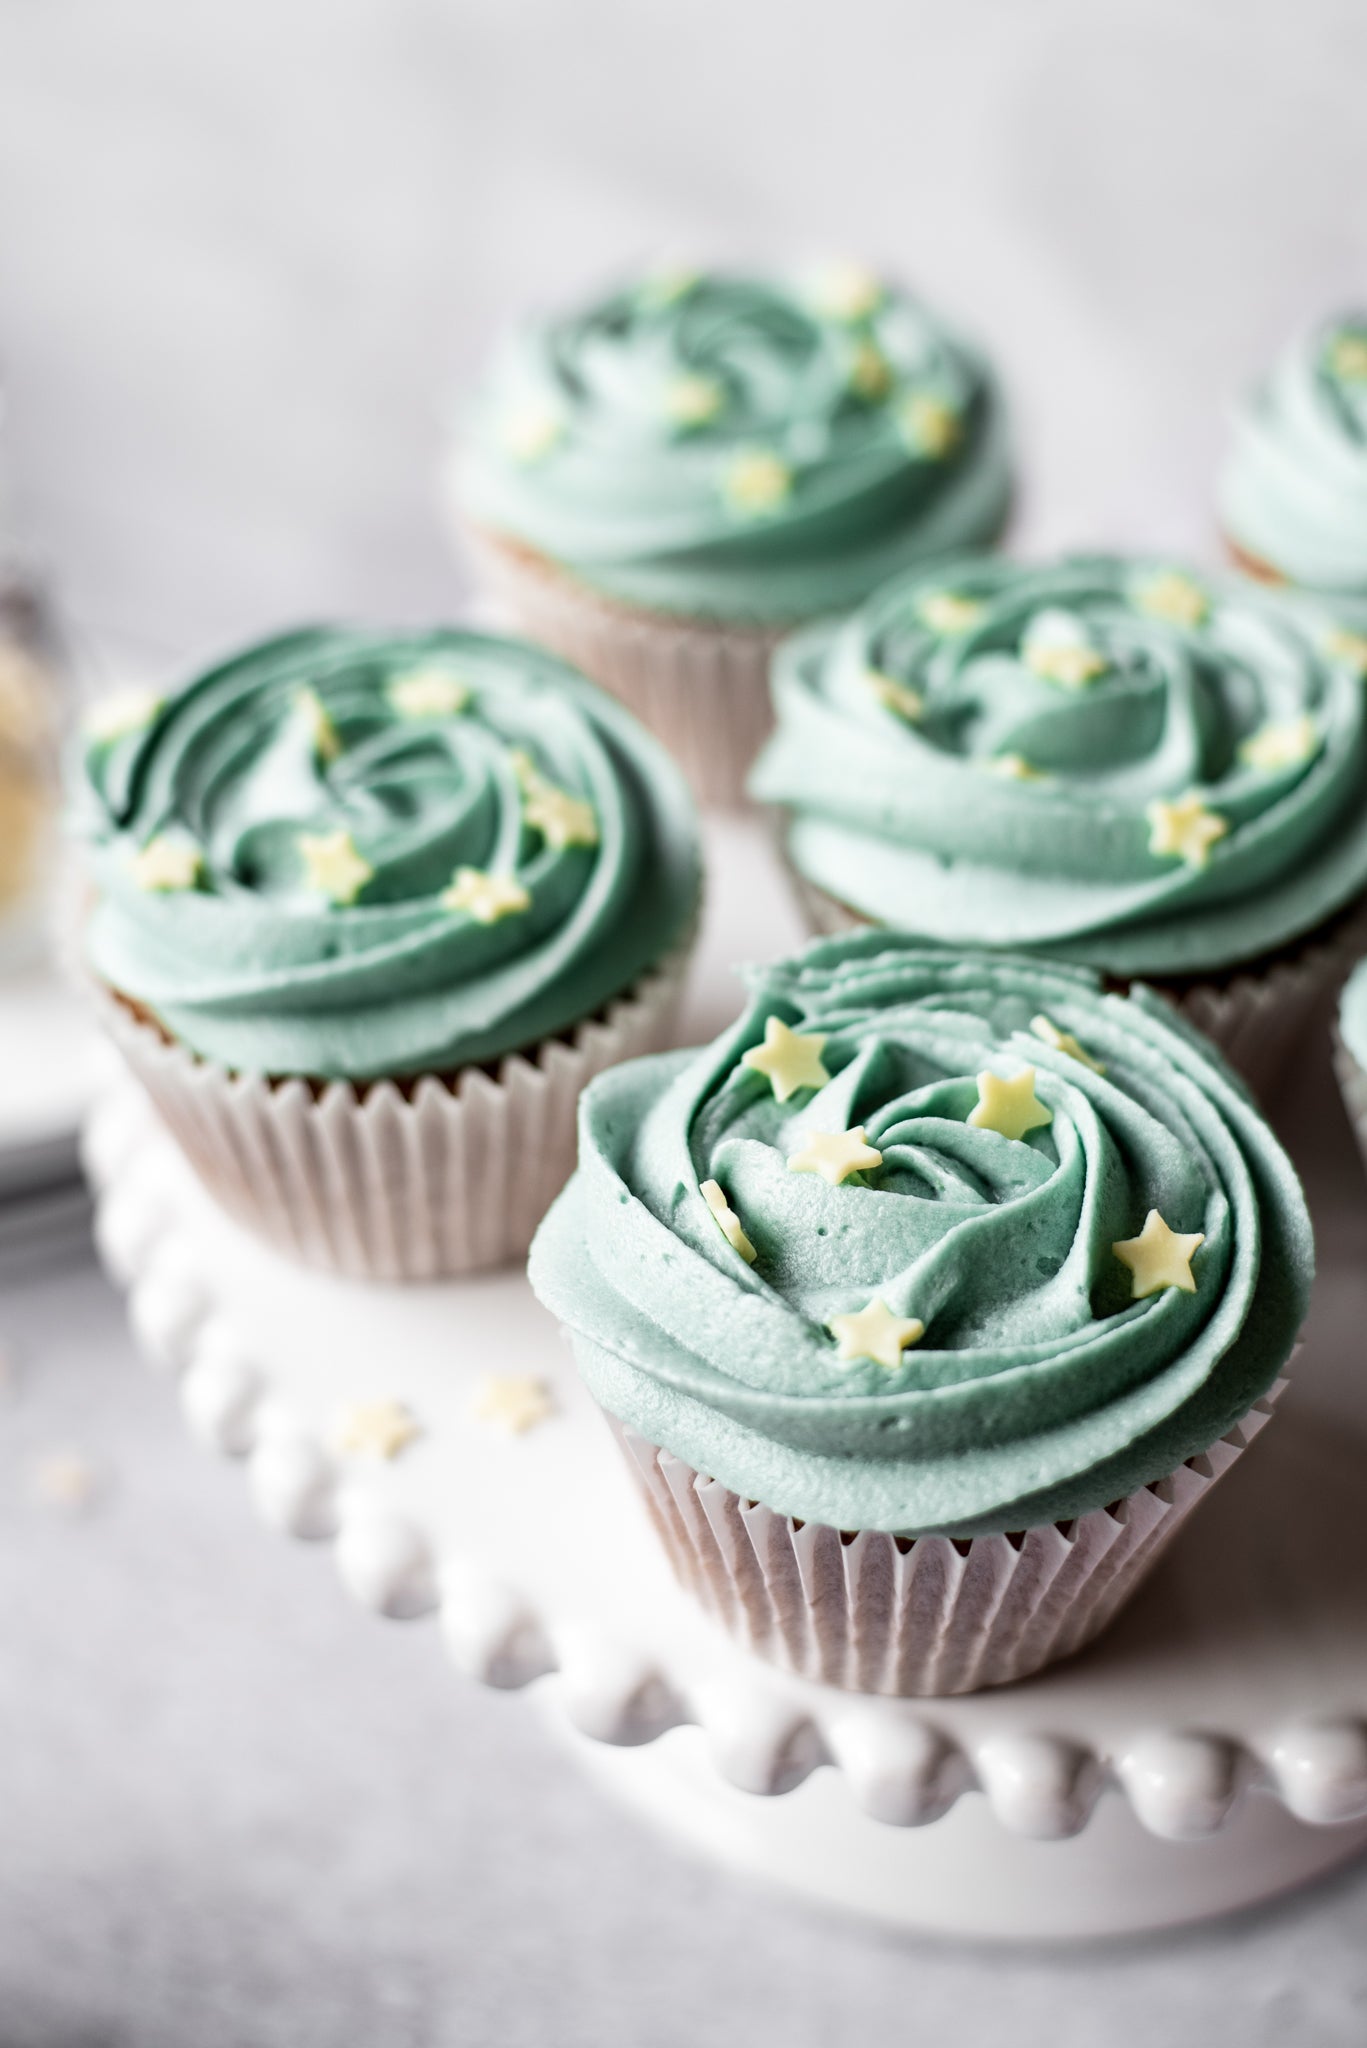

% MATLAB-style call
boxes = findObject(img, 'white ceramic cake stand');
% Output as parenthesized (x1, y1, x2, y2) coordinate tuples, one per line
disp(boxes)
(81, 819, 1367, 1941)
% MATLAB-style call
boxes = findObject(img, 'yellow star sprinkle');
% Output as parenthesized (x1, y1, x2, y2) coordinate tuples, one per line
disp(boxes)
(741, 1016, 831, 1102)
(1031, 1013, 1105, 1074)
(848, 340, 893, 400)
(983, 753, 1044, 781)
(474, 1374, 555, 1435)
(700, 1178, 757, 1264)
(968, 1067, 1053, 1141)
(440, 865, 531, 924)
(1238, 713, 1319, 772)
(296, 687, 341, 763)
(297, 829, 373, 905)
(1325, 625, 1367, 673)
(827, 1297, 925, 1371)
(1327, 331, 1367, 382)
(1022, 612, 1108, 689)
(722, 448, 793, 515)
(1133, 571, 1209, 627)
(333, 1399, 421, 1461)
(897, 392, 962, 459)
(665, 373, 724, 427)
(810, 260, 884, 323)
(1147, 793, 1229, 868)
(917, 591, 984, 636)
(1112, 1209, 1205, 1300)
(787, 1125, 883, 1186)
(510, 749, 599, 850)
(84, 687, 163, 743)
(866, 670, 925, 721)
(388, 666, 471, 719)
(503, 403, 564, 462)
(131, 834, 202, 893)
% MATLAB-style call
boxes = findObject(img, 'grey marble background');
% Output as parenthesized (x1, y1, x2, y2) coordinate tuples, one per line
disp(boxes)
(4, 2, 1367, 2042)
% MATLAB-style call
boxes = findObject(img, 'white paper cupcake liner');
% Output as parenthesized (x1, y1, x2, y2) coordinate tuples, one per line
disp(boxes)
(91, 933, 694, 1282)
(785, 853, 1367, 1100)
(464, 529, 783, 811)
(606, 1373, 1289, 1697)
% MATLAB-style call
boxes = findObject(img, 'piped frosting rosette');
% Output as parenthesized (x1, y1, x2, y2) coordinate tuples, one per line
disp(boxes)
(753, 554, 1367, 979)
(459, 263, 1010, 624)
(1220, 312, 1367, 591)
(77, 628, 700, 1278)
(532, 939, 1310, 1537)
(532, 940, 1309, 1690)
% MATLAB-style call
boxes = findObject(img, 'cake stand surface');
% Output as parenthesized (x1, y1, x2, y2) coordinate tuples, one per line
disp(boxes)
(82, 818, 1367, 1941)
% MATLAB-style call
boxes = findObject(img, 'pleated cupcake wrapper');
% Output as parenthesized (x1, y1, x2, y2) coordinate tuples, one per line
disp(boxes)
(606, 1373, 1290, 1697)
(1331, 1026, 1367, 1184)
(92, 934, 693, 1281)
(465, 529, 782, 811)
(785, 856, 1367, 1100)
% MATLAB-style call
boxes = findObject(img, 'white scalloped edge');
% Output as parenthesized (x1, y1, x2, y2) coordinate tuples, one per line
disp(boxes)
(82, 1084, 1367, 1845)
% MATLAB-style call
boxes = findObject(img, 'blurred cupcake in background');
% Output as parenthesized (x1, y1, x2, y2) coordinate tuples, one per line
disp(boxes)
(530, 938, 1310, 1696)
(0, 627, 57, 964)
(453, 262, 1010, 808)
(751, 554, 1367, 1093)
(76, 626, 700, 1279)
(1219, 311, 1367, 591)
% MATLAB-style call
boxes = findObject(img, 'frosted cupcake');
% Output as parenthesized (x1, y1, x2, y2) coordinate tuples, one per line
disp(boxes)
(1219, 312, 1367, 591)
(454, 263, 1010, 808)
(530, 938, 1311, 1696)
(751, 554, 1367, 1092)
(1333, 957, 1367, 1181)
(77, 627, 700, 1279)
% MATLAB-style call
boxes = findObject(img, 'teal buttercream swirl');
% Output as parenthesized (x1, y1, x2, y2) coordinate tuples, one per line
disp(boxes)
(751, 553, 1367, 976)
(530, 937, 1311, 1537)
(78, 628, 700, 1079)
(1220, 312, 1367, 591)
(458, 264, 1010, 622)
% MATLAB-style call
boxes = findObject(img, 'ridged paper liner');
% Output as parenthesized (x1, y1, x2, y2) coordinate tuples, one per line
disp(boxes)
(1331, 1025, 1367, 1183)
(91, 934, 693, 1282)
(785, 857, 1367, 1100)
(606, 1375, 1289, 1697)
(465, 529, 782, 811)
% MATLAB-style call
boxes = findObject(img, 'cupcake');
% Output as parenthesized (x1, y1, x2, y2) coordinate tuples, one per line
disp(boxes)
(529, 938, 1311, 1697)
(453, 262, 1010, 808)
(750, 554, 1367, 1093)
(1219, 311, 1367, 591)
(1332, 956, 1367, 1180)
(0, 618, 60, 967)
(77, 626, 700, 1280)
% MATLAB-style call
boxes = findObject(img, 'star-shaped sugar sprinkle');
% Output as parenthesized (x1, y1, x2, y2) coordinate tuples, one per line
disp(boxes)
(1133, 570, 1209, 627)
(742, 1015, 831, 1102)
(983, 753, 1044, 781)
(665, 373, 724, 427)
(333, 1399, 421, 1461)
(968, 1066, 1052, 1141)
(787, 1124, 883, 1186)
(502, 403, 564, 463)
(897, 392, 961, 459)
(474, 1374, 555, 1435)
(1021, 610, 1108, 689)
(848, 340, 893, 400)
(917, 591, 984, 636)
(722, 448, 793, 516)
(866, 670, 924, 721)
(298, 828, 373, 905)
(1112, 1209, 1205, 1300)
(1325, 625, 1367, 673)
(84, 687, 163, 743)
(1147, 793, 1228, 868)
(525, 782, 598, 850)
(700, 1178, 757, 1264)
(388, 665, 471, 719)
(810, 260, 884, 323)
(1031, 1013, 1105, 1074)
(1238, 713, 1319, 772)
(296, 687, 342, 763)
(440, 865, 531, 923)
(131, 834, 202, 893)
(827, 1297, 924, 1371)
(1327, 331, 1367, 382)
